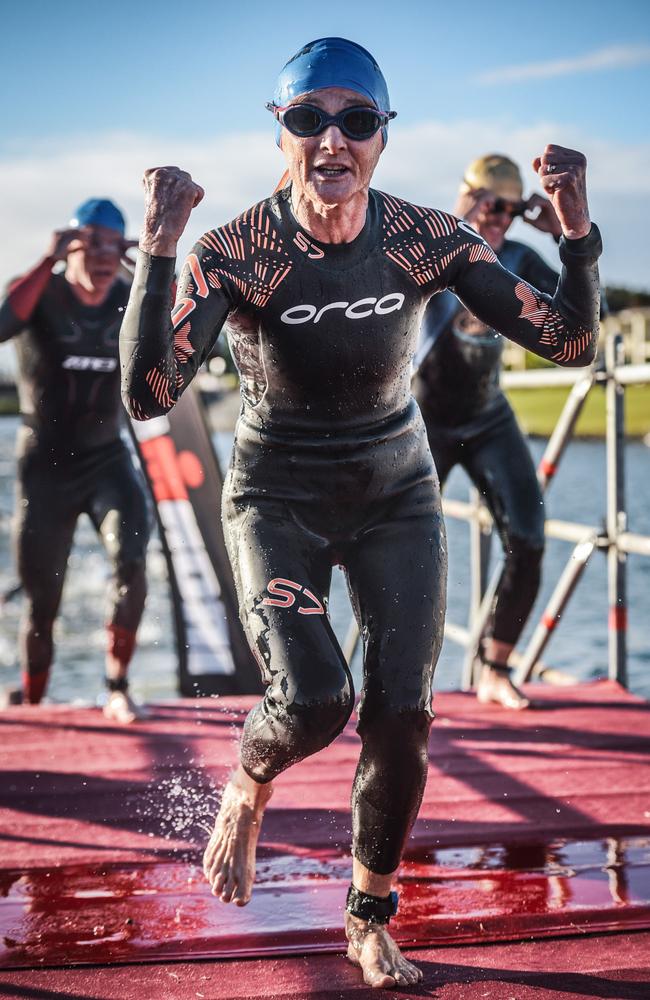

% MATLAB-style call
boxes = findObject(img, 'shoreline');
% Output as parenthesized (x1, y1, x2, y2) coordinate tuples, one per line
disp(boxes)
(1, 385, 649, 442)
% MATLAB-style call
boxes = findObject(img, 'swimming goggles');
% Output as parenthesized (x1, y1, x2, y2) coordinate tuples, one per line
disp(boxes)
(490, 197, 527, 218)
(266, 102, 396, 140)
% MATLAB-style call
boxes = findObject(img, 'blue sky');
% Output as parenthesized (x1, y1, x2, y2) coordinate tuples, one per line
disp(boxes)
(3, 0, 648, 143)
(1, 0, 649, 286)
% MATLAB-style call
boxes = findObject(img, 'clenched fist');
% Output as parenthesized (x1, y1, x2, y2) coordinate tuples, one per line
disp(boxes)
(532, 145, 590, 241)
(140, 166, 205, 257)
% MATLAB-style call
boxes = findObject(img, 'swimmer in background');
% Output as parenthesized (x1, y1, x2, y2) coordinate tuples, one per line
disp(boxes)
(0, 199, 150, 724)
(414, 154, 570, 709)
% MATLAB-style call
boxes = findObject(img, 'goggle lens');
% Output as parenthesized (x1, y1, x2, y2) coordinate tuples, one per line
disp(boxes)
(339, 108, 383, 139)
(491, 198, 526, 218)
(282, 105, 323, 135)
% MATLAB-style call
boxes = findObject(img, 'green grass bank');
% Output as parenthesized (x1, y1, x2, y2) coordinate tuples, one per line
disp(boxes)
(506, 384, 650, 438)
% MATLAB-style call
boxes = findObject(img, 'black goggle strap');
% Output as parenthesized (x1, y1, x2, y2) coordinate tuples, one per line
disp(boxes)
(346, 884, 399, 924)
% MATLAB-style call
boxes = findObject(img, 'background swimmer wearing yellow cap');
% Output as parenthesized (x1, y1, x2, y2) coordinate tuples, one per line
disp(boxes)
(414, 153, 572, 710)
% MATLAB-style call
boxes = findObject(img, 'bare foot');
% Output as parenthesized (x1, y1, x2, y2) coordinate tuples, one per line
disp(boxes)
(345, 912, 422, 989)
(203, 778, 272, 906)
(476, 664, 530, 710)
(103, 690, 149, 724)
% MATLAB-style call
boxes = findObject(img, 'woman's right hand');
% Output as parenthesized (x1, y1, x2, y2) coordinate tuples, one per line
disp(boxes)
(453, 187, 496, 229)
(140, 166, 205, 257)
(45, 228, 86, 262)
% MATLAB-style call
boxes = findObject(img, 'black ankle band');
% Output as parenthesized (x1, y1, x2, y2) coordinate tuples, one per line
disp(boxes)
(478, 647, 511, 675)
(484, 661, 512, 676)
(105, 676, 129, 693)
(346, 885, 398, 924)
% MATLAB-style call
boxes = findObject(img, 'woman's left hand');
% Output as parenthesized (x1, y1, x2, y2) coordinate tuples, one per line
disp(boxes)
(532, 144, 591, 240)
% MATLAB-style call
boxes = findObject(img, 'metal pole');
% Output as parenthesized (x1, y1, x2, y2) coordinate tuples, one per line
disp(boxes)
(460, 565, 502, 686)
(606, 331, 627, 686)
(513, 536, 599, 686)
(462, 369, 597, 686)
(536, 369, 596, 491)
(343, 617, 361, 666)
(462, 489, 491, 689)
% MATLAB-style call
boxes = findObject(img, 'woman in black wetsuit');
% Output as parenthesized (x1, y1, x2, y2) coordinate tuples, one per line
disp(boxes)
(413, 154, 565, 709)
(120, 38, 601, 989)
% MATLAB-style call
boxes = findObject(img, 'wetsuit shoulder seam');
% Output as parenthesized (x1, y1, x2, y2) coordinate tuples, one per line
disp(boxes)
(373, 189, 471, 290)
(195, 196, 293, 310)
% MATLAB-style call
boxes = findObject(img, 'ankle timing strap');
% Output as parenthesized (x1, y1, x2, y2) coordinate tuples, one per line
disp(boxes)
(346, 885, 398, 924)
(105, 676, 129, 693)
(478, 646, 512, 675)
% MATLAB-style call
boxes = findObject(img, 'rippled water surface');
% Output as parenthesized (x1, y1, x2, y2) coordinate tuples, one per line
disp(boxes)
(1, 415, 648, 702)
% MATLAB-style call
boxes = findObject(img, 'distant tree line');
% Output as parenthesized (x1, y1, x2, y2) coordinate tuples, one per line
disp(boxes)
(605, 286, 650, 312)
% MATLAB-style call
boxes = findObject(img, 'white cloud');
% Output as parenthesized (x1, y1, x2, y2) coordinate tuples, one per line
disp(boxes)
(0, 131, 284, 285)
(476, 44, 650, 85)
(0, 119, 648, 291)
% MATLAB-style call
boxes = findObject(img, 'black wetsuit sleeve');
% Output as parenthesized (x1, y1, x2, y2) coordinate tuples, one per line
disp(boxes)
(447, 224, 602, 367)
(519, 245, 559, 296)
(0, 259, 56, 342)
(120, 242, 234, 420)
(0, 299, 23, 342)
(522, 242, 609, 320)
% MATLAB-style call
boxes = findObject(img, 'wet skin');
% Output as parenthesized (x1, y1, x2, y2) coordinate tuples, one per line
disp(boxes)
(280, 87, 383, 243)
(202, 773, 424, 988)
(63, 225, 126, 304)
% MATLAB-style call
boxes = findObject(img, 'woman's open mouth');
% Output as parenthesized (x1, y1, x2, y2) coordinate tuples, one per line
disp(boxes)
(314, 165, 349, 180)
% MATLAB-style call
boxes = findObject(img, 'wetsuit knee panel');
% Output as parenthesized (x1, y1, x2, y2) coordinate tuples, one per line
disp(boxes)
(21, 593, 60, 627)
(284, 674, 355, 734)
(21, 606, 56, 633)
(240, 678, 354, 782)
(503, 534, 545, 570)
(356, 681, 435, 732)
(357, 702, 433, 742)
(496, 489, 545, 549)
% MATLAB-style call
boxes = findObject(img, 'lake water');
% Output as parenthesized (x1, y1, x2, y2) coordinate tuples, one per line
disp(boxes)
(1, 415, 648, 703)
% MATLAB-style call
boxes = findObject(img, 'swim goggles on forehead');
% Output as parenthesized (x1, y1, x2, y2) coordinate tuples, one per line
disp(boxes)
(266, 102, 396, 140)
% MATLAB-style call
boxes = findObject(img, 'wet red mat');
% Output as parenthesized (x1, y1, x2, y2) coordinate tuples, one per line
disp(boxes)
(1, 680, 649, 973)
(2, 836, 650, 969)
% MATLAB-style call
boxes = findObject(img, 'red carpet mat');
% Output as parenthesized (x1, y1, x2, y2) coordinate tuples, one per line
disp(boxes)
(1, 933, 649, 999)
(1, 680, 649, 975)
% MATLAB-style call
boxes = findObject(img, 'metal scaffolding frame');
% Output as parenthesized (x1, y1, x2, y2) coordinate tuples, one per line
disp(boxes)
(344, 330, 650, 689)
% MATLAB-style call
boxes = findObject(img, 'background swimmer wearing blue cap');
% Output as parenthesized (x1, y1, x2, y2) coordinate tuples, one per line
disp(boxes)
(0, 199, 148, 726)
(122, 36, 602, 989)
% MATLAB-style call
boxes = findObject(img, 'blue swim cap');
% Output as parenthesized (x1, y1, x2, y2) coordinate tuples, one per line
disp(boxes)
(272, 37, 393, 146)
(70, 198, 126, 236)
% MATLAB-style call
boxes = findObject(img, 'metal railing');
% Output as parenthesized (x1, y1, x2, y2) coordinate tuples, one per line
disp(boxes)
(344, 330, 650, 689)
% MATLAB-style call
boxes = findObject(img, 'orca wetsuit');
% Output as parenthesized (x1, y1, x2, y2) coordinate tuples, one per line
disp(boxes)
(121, 186, 601, 872)
(0, 268, 150, 702)
(413, 240, 560, 652)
